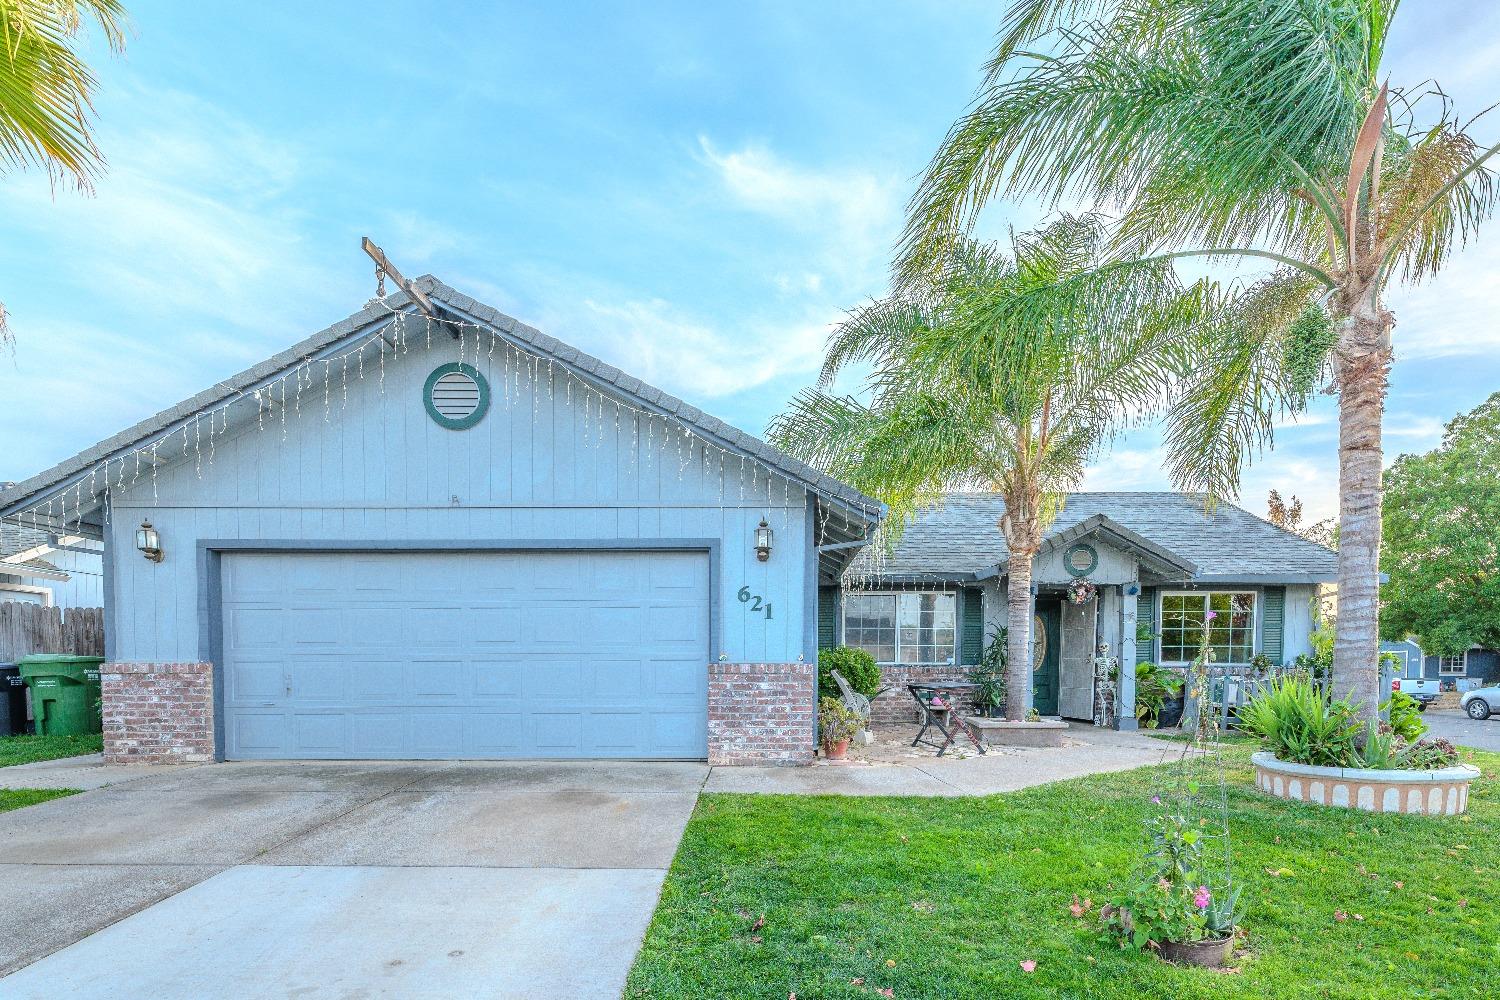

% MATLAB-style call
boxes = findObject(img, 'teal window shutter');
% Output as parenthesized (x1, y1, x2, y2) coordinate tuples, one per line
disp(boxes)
(1137, 588, 1156, 661)
(1262, 587, 1285, 663)
(818, 587, 838, 650)
(960, 588, 984, 665)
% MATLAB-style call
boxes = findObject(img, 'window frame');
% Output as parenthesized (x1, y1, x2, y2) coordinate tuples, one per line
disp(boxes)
(1438, 651, 1469, 676)
(839, 590, 958, 667)
(1156, 590, 1258, 667)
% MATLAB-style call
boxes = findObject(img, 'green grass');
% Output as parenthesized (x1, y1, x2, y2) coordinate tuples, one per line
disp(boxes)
(0, 788, 79, 812)
(0, 732, 103, 767)
(627, 746, 1497, 999)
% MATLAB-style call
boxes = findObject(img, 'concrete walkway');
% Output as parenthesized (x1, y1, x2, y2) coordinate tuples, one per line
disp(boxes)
(0, 723, 1174, 997)
(707, 721, 1181, 796)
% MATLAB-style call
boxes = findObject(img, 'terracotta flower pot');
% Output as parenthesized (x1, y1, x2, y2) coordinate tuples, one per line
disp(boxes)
(1156, 935, 1232, 967)
(823, 739, 850, 760)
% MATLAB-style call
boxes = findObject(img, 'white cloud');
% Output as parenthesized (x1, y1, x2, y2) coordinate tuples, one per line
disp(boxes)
(696, 136, 901, 288)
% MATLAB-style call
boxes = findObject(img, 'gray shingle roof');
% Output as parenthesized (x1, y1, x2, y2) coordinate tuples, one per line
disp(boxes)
(0, 278, 884, 525)
(854, 492, 1339, 584)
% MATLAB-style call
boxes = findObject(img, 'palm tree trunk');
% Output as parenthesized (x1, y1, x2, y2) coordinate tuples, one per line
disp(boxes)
(1004, 552, 1035, 721)
(1332, 293, 1390, 723)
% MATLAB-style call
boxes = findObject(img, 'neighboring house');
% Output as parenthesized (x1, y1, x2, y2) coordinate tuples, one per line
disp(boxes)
(822, 492, 1339, 727)
(0, 279, 882, 765)
(1382, 638, 1500, 690)
(0, 513, 104, 609)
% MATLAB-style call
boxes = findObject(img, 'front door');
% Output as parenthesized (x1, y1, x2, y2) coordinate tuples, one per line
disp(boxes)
(1032, 599, 1061, 716)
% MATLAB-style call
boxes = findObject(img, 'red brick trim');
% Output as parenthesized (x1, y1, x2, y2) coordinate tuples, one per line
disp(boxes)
(870, 664, 975, 725)
(101, 662, 215, 764)
(708, 662, 815, 765)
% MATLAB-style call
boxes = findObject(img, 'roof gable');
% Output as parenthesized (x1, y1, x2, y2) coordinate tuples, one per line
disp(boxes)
(853, 492, 1338, 584)
(0, 278, 882, 534)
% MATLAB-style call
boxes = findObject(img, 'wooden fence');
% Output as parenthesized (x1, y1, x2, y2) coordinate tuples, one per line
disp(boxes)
(0, 602, 105, 662)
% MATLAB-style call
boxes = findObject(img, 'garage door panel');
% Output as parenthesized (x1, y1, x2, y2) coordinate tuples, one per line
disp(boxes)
(473, 660, 523, 697)
(293, 714, 347, 753)
(464, 713, 524, 752)
(469, 607, 521, 642)
(653, 658, 703, 696)
(226, 607, 283, 650)
(351, 660, 404, 700)
(228, 658, 284, 701)
(222, 550, 709, 759)
(288, 658, 346, 701)
(591, 659, 643, 698)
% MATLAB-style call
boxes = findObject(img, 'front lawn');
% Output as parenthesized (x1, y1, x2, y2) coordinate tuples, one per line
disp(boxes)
(0, 788, 78, 813)
(0, 732, 103, 768)
(627, 746, 1496, 999)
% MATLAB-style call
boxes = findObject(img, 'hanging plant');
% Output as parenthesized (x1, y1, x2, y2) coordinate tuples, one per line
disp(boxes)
(1066, 578, 1096, 605)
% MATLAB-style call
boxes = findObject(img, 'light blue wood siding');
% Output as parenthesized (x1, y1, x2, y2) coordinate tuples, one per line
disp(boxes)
(106, 339, 811, 666)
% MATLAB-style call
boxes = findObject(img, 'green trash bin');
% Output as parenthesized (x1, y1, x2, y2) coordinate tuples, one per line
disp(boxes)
(18, 654, 104, 736)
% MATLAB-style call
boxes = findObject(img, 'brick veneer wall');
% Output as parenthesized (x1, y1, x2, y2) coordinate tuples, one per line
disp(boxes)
(101, 662, 215, 764)
(708, 662, 815, 765)
(870, 664, 975, 725)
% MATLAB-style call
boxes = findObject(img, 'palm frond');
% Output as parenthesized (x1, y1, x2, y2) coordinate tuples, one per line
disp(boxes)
(0, 0, 130, 190)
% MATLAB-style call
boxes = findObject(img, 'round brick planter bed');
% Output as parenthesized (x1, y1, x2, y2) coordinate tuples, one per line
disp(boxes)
(1156, 936, 1232, 968)
(1251, 752, 1481, 816)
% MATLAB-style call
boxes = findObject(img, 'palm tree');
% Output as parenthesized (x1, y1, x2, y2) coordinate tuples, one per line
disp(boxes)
(771, 215, 1187, 720)
(901, 1, 1500, 722)
(0, 0, 128, 343)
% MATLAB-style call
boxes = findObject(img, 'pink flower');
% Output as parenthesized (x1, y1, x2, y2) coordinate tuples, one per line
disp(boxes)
(1150, 795, 1162, 805)
(1194, 886, 1211, 910)
(1205, 611, 1218, 621)
(1019, 960, 1037, 973)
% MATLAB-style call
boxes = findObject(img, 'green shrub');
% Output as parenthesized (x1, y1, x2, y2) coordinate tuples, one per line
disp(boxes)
(1385, 690, 1427, 742)
(818, 646, 880, 701)
(1237, 675, 1362, 767)
(968, 624, 1007, 713)
(1134, 661, 1184, 728)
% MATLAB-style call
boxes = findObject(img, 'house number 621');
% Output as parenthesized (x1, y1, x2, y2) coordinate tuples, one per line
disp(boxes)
(737, 586, 773, 619)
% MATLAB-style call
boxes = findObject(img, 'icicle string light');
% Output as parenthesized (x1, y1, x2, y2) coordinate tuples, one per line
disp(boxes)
(4, 305, 881, 539)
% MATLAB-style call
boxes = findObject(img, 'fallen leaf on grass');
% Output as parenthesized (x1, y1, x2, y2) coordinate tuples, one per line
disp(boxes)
(911, 900, 934, 913)
(1334, 910, 1348, 922)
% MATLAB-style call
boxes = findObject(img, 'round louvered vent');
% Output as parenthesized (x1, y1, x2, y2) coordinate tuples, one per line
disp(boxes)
(423, 363, 490, 429)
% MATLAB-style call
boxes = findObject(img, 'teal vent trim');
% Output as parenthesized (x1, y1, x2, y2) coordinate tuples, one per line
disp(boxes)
(1262, 586, 1285, 664)
(424, 362, 491, 430)
(960, 588, 984, 665)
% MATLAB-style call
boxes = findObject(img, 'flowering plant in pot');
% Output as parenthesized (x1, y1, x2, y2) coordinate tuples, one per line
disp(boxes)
(1102, 798, 1242, 965)
(818, 697, 863, 760)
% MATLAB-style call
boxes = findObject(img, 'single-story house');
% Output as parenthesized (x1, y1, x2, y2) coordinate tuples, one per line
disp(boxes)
(0, 515, 104, 609)
(822, 492, 1340, 727)
(1382, 637, 1500, 690)
(0, 278, 1343, 764)
(0, 279, 883, 765)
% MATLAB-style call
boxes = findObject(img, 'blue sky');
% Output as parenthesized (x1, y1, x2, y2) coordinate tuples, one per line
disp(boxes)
(2, 1, 1497, 522)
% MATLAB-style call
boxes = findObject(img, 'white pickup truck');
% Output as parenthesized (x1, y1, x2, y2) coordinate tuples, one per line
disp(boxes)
(1392, 677, 1440, 710)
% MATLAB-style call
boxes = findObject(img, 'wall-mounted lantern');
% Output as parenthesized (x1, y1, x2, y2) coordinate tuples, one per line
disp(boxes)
(136, 521, 163, 563)
(755, 519, 774, 562)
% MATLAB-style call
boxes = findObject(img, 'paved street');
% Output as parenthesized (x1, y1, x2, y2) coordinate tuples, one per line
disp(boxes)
(1423, 709, 1500, 753)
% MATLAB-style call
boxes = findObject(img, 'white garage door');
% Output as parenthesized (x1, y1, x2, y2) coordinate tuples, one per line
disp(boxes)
(220, 550, 709, 760)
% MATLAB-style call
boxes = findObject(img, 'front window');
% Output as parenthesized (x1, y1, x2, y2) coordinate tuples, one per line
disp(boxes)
(1438, 653, 1468, 675)
(843, 592, 956, 665)
(1159, 591, 1256, 665)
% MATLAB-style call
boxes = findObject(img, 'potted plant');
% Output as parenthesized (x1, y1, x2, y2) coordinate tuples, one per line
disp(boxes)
(968, 625, 1008, 718)
(818, 697, 863, 760)
(1103, 808, 1242, 966)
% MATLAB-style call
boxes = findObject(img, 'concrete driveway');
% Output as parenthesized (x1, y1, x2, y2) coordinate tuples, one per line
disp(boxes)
(0, 759, 707, 999)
